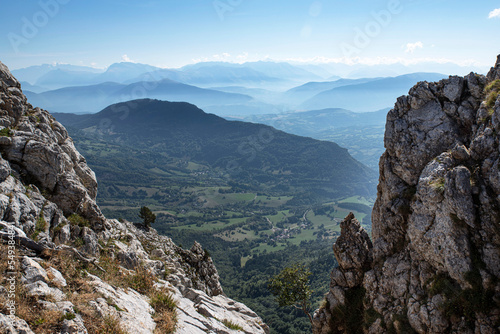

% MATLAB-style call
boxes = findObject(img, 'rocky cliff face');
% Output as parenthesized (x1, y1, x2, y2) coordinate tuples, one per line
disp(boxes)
(0, 61, 269, 334)
(313, 56, 500, 333)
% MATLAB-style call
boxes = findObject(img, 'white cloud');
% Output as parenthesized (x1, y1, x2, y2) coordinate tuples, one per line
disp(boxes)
(236, 52, 249, 62)
(489, 8, 500, 18)
(211, 53, 232, 61)
(283, 56, 483, 67)
(121, 54, 134, 62)
(405, 41, 424, 53)
(191, 52, 254, 64)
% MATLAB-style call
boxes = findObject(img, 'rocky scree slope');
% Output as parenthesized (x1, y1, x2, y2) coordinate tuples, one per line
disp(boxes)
(312, 56, 500, 333)
(0, 61, 269, 334)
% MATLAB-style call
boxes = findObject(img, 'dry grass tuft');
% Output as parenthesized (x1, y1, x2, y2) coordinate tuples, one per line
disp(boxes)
(150, 288, 177, 333)
(153, 309, 177, 334)
(0, 245, 63, 334)
(0, 238, 178, 334)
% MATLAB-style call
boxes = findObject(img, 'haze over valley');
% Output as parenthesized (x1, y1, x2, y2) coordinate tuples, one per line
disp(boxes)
(1, 1, 499, 333)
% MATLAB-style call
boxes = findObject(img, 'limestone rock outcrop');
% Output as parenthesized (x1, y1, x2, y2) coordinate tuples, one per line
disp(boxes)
(0, 61, 269, 334)
(313, 56, 500, 333)
(0, 61, 104, 228)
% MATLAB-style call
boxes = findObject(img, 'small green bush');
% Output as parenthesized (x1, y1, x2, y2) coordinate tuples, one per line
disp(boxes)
(430, 177, 445, 193)
(485, 79, 500, 95)
(126, 266, 157, 295)
(0, 128, 12, 137)
(32, 213, 48, 240)
(485, 79, 500, 114)
(67, 213, 91, 228)
(222, 319, 243, 331)
(74, 237, 84, 247)
(268, 263, 313, 323)
(139, 206, 156, 228)
(53, 222, 67, 235)
(61, 312, 76, 321)
(150, 291, 177, 312)
(106, 298, 125, 312)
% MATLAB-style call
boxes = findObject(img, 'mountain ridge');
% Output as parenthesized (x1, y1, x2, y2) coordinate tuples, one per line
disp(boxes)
(54, 98, 377, 199)
(236, 108, 389, 169)
(23, 79, 254, 114)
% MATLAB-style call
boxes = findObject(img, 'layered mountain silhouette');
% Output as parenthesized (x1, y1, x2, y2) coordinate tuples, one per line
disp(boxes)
(284, 77, 381, 105)
(14, 61, 322, 90)
(299, 73, 447, 111)
(25, 80, 253, 114)
(14, 61, 452, 118)
(54, 99, 377, 198)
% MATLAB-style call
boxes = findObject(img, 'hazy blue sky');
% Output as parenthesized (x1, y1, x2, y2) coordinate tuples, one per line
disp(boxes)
(1, 0, 499, 70)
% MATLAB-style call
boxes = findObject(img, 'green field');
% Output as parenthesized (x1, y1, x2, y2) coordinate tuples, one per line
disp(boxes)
(146, 193, 374, 257)
(254, 195, 293, 207)
(253, 242, 288, 253)
(217, 228, 261, 242)
(266, 210, 290, 224)
(172, 217, 246, 232)
(306, 211, 339, 230)
(338, 196, 373, 206)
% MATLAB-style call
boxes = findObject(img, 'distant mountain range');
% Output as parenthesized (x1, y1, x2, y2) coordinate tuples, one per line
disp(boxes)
(13, 61, 323, 91)
(299, 73, 447, 111)
(207, 73, 450, 115)
(13, 59, 484, 90)
(12, 60, 477, 120)
(12, 63, 104, 85)
(24, 79, 253, 114)
(19, 62, 450, 117)
(284, 77, 382, 106)
(54, 99, 377, 198)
